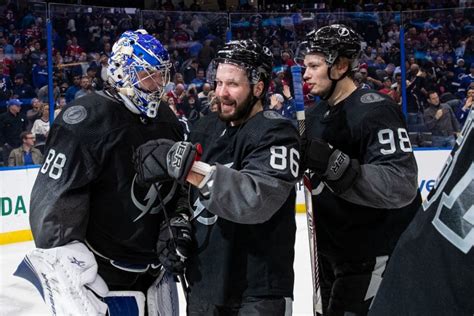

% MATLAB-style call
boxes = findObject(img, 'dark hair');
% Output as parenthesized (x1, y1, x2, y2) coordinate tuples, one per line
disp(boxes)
(427, 90, 438, 98)
(20, 131, 33, 141)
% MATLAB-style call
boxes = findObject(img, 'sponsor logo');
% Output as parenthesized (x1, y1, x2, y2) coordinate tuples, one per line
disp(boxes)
(1, 196, 27, 216)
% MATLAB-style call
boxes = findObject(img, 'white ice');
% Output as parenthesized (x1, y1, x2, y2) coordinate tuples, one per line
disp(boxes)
(0, 214, 313, 315)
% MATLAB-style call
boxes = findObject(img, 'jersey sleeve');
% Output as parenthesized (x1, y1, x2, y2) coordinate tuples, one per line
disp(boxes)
(339, 104, 419, 209)
(199, 121, 300, 224)
(30, 122, 104, 248)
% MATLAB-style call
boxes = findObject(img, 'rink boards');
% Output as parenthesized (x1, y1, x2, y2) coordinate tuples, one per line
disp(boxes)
(0, 149, 451, 245)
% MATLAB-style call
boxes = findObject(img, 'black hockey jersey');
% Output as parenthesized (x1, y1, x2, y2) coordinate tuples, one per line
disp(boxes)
(185, 111, 300, 306)
(369, 112, 474, 316)
(30, 92, 183, 264)
(306, 89, 421, 260)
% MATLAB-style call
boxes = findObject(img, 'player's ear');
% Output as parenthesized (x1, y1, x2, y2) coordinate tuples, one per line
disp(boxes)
(331, 57, 350, 79)
(253, 81, 264, 98)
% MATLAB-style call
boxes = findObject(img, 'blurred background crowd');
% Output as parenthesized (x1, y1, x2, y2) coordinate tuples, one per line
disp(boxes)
(0, 0, 473, 166)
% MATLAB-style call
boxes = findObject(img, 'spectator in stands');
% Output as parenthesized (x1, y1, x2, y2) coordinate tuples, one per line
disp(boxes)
(26, 98, 42, 131)
(167, 83, 185, 107)
(198, 82, 212, 107)
(198, 39, 215, 70)
(183, 58, 199, 84)
(424, 91, 460, 147)
(54, 97, 67, 118)
(191, 68, 206, 91)
(268, 92, 295, 120)
(32, 57, 48, 90)
(31, 103, 50, 142)
(8, 131, 42, 166)
(0, 98, 26, 164)
(12, 73, 36, 102)
(74, 76, 94, 99)
(458, 63, 474, 98)
(65, 74, 81, 103)
(0, 64, 12, 101)
(358, 68, 374, 89)
(379, 76, 396, 100)
(457, 87, 474, 127)
(406, 64, 427, 129)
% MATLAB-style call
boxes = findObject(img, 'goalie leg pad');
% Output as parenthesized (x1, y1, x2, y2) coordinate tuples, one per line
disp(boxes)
(147, 267, 179, 316)
(14, 241, 109, 316)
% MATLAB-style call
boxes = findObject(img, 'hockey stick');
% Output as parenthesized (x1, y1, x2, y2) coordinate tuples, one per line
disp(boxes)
(291, 65, 322, 315)
(154, 183, 189, 302)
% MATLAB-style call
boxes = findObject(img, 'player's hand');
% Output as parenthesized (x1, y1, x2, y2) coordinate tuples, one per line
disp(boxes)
(303, 138, 359, 193)
(134, 139, 175, 185)
(166, 141, 201, 184)
(156, 214, 193, 274)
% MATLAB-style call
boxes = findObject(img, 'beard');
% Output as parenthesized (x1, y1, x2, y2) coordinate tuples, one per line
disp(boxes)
(217, 92, 254, 123)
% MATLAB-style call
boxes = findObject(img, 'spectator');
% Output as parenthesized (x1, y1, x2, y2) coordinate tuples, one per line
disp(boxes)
(190, 68, 206, 91)
(26, 98, 42, 131)
(12, 73, 36, 103)
(32, 57, 48, 90)
(8, 131, 42, 166)
(379, 76, 396, 100)
(74, 76, 94, 99)
(31, 103, 50, 142)
(65, 74, 81, 103)
(167, 83, 185, 107)
(198, 82, 212, 107)
(457, 87, 474, 127)
(0, 65, 12, 101)
(54, 97, 67, 118)
(198, 39, 215, 70)
(183, 58, 199, 83)
(424, 91, 460, 147)
(458, 63, 474, 98)
(0, 99, 26, 164)
(268, 92, 295, 120)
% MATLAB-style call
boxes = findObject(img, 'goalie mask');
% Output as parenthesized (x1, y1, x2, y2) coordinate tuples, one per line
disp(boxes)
(108, 29, 171, 118)
(207, 39, 274, 99)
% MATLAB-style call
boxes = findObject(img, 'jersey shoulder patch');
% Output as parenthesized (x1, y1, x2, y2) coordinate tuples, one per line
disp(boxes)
(360, 92, 386, 104)
(62, 105, 88, 125)
(263, 110, 285, 120)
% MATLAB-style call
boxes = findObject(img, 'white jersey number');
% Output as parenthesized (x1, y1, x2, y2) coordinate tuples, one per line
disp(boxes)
(40, 149, 67, 180)
(378, 128, 412, 155)
(270, 146, 300, 178)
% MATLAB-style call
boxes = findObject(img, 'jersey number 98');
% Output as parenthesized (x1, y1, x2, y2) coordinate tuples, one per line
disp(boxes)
(40, 149, 67, 180)
(378, 128, 412, 155)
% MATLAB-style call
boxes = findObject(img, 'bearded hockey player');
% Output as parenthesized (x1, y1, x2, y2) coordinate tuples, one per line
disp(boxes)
(298, 24, 421, 315)
(15, 30, 189, 315)
(369, 111, 473, 315)
(134, 39, 301, 315)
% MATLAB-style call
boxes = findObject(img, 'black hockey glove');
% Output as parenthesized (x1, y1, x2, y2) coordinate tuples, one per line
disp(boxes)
(134, 139, 175, 185)
(304, 138, 360, 194)
(166, 141, 201, 184)
(156, 214, 193, 274)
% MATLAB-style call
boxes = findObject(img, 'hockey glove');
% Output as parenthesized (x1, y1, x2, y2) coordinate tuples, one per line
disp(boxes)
(134, 139, 175, 185)
(156, 214, 193, 274)
(304, 138, 360, 194)
(166, 141, 201, 184)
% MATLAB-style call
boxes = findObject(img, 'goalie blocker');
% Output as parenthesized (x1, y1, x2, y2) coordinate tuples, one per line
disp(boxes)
(14, 241, 178, 316)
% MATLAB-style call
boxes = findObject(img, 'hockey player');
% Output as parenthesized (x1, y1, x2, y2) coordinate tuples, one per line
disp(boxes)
(298, 24, 421, 315)
(16, 30, 190, 315)
(134, 39, 300, 315)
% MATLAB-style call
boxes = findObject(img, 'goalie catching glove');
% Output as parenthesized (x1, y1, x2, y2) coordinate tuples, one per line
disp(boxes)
(304, 137, 360, 194)
(134, 139, 201, 185)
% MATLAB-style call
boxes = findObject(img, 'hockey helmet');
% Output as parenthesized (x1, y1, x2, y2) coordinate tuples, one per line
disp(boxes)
(296, 24, 362, 71)
(107, 29, 171, 118)
(207, 39, 273, 96)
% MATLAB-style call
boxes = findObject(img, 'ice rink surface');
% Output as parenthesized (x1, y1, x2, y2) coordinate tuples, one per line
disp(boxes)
(0, 214, 313, 316)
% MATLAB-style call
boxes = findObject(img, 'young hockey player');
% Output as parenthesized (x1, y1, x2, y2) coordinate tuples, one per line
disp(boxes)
(299, 24, 421, 315)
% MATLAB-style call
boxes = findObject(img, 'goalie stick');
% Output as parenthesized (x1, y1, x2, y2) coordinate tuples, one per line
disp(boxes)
(291, 65, 322, 315)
